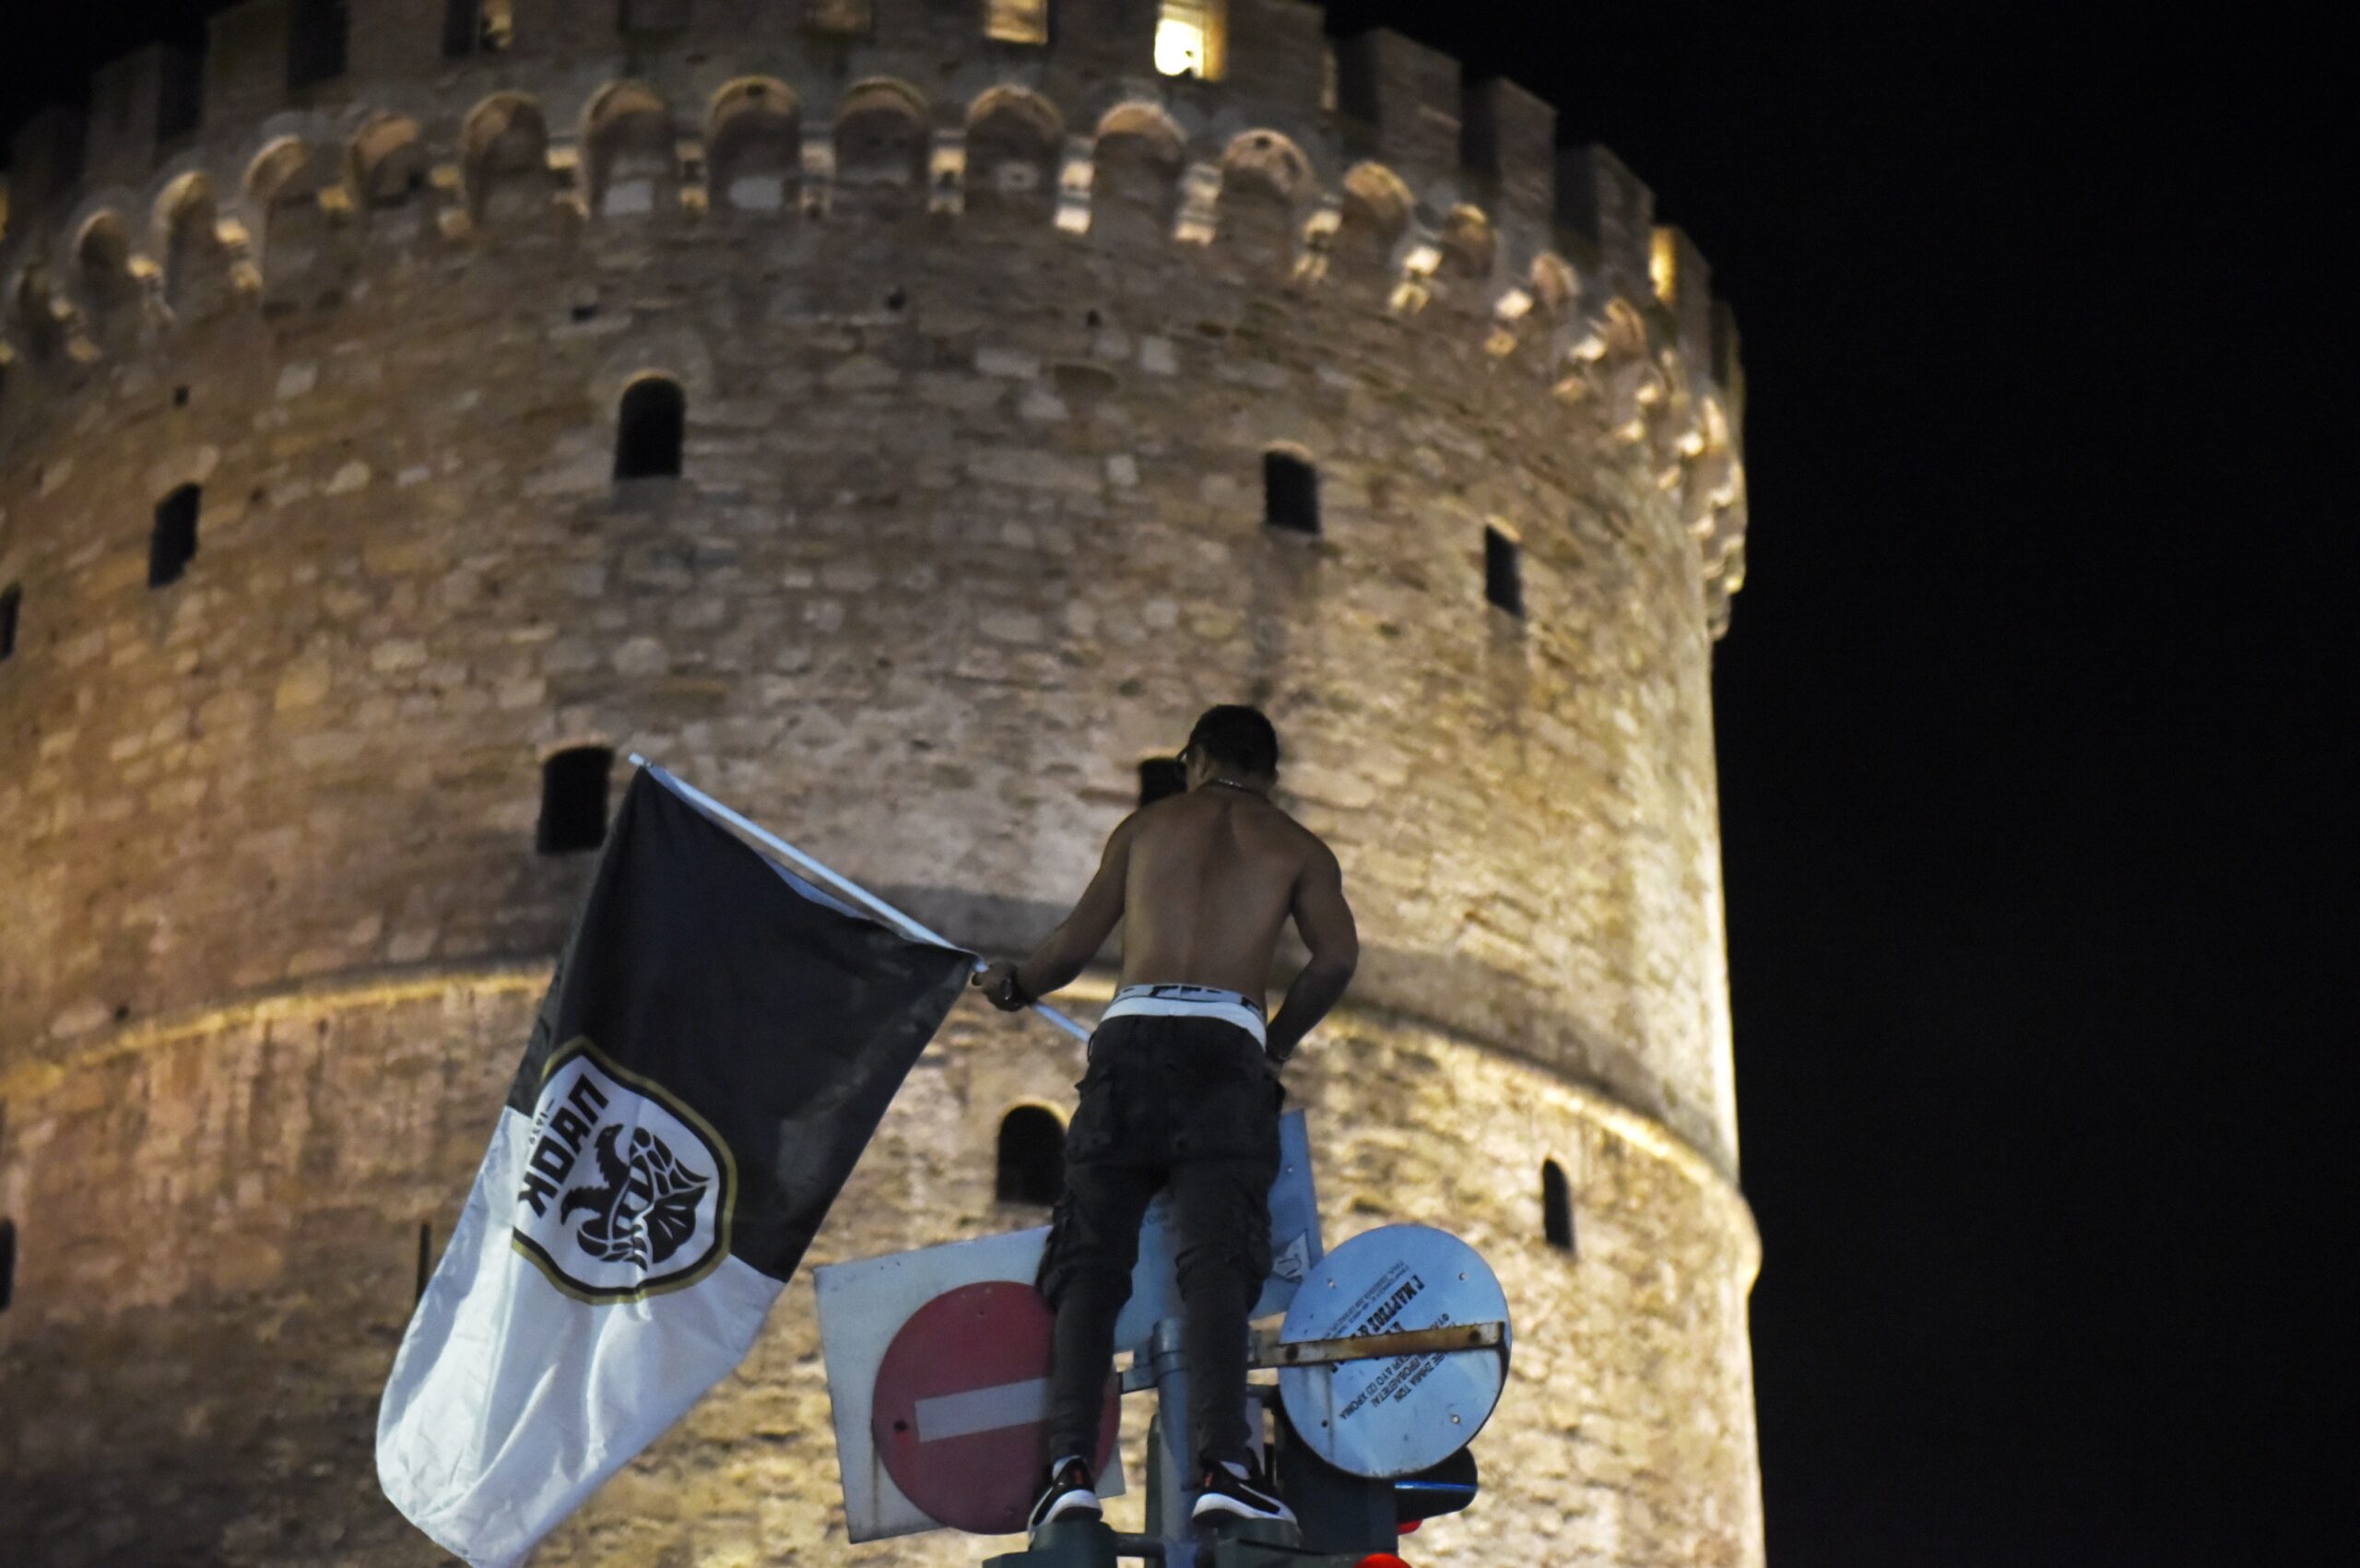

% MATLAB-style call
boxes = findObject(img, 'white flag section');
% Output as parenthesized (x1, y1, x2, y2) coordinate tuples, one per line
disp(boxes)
(376, 1103, 781, 1566)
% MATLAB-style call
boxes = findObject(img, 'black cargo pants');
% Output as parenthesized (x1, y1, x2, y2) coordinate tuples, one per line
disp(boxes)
(1036, 1012, 1283, 1474)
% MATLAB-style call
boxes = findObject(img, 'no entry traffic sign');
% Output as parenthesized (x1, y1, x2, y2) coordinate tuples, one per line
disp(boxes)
(870, 1280, 1118, 1535)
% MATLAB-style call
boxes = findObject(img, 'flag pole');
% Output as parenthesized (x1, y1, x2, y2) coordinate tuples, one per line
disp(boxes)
(628, 755, 1094, 1044)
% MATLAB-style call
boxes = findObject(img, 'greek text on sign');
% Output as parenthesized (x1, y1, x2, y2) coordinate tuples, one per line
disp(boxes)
(1278, 1224, 1511, 1480)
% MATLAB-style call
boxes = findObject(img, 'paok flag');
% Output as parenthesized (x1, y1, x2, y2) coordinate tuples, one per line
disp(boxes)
(378, 766, 973, 1566)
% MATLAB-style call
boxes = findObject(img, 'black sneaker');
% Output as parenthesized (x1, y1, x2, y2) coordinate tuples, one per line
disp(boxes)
(1027, 1456, 1103, 1539)
(1191, 1456, 1296, 1527)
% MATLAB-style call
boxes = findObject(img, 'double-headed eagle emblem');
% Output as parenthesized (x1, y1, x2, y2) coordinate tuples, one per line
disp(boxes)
(558, 1124, 712, 1267)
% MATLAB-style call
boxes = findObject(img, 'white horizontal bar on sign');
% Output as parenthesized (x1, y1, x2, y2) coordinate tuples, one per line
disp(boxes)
(914, 1376, 1054, 1443)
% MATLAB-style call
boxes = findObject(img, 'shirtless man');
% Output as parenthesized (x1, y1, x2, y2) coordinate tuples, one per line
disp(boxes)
(973, 704, 1359, 1540)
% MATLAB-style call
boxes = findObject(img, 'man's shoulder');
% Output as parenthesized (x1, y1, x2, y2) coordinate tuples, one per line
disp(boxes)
(1260, 801, 1338, 867)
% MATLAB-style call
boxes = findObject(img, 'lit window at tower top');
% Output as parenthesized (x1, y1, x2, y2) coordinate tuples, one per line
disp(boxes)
(985, 0, 1049, 45)
(1651, 228, 1680, 304)
(1155, 0, 1226, 80)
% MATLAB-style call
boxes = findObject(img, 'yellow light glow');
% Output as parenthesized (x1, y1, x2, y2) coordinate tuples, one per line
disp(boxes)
(985, 0, 1048, 45)
(1155, 17, 1205, 75)
(1650, 228, 1678, 303)
(1155, 2, 1224, 78)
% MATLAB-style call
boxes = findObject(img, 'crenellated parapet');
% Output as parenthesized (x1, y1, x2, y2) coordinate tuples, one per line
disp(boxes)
(0, 0, 1747, 626)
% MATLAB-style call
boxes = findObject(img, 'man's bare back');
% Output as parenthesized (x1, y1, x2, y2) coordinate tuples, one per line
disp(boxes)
(1121, 784, 1325, 1003)
(975, 716, 1358, 1064)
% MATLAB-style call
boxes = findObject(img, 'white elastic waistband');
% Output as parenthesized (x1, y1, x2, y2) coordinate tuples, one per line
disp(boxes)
(1101, 984, 1268, 1049)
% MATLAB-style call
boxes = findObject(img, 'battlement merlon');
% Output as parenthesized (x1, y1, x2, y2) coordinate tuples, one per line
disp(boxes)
(14, 1, 1714, 277)
(0, 0, 1748, 607)
(0, 0, 1752, 411)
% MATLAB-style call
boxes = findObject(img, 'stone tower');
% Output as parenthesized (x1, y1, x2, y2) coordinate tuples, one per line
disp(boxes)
(0, 2, 1758, 1563)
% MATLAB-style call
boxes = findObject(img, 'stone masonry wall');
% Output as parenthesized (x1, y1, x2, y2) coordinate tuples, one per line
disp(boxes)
(0, 973, 1762, 1567)
(0, 91, 1741, 1161)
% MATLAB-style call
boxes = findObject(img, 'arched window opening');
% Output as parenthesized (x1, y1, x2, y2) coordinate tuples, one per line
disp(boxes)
(1264, 449, 1319, 535)
(150, 485, 201, 589)
(443, 0, 514, 56)
(1485, 525, 1523, 617)
(997, 1106, 1065, 1205)
(1155, 0, 1226, 79)
(1541, 1160, 1575, 1254)
(415, 1221, 435, 1303)
(288, 0, 349, 90)
(985, 0, 1049, 44)
(614, 378, 685, 480)
(537, 747, 614, 855)
(0, 1218, 15, 1312)
(0, 584, 20, 663)
(1139, 757, 1187, 807)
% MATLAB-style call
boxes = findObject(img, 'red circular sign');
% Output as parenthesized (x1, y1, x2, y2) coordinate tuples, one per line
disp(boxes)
(870, 1280, 1120, 1535)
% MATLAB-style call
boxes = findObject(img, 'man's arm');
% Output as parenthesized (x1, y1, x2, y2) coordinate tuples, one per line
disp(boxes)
(1264, 840, 1359, 1064)
(974, 815, 1136, 1010)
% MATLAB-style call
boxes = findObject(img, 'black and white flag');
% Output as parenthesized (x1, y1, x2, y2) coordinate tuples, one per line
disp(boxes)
(378, 766, 972, 1565)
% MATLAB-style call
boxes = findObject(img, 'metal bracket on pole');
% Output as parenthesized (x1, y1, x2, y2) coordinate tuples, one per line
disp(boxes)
(1120, 1320, 1509, 1396)
(1257, 1319, 1506, 1370)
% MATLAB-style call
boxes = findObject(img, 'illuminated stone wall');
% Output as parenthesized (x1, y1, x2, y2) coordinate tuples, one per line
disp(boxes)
(0, 2, 1757, 1563)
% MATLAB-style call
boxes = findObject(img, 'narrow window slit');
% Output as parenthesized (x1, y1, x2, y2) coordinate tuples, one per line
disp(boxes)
(537, 747, 614, 855)
(615, 377, 685, 480)
(997, 1107, 1064, 1205)
(1264, 449, 1319, 535)
(150, 485, 201, 589)
(1485, 525, 1524, 617)
(1542, 1160, 1575, 1254)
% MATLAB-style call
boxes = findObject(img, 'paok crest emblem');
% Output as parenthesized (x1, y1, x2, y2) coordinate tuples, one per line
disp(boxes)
(511, 1038, 736, 1303)
(560, 1123, 709, 1267)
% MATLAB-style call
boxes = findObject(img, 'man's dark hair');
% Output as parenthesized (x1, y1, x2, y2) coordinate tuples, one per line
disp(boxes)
(1187, 704, 1281, 778)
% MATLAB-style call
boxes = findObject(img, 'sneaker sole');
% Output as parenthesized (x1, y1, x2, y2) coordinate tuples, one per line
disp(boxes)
(1190, 1494, 1296, 1526)
(1031, 1493, 1103, 1537)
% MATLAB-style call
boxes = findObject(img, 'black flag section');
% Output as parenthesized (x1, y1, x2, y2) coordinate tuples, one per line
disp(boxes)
(506, 768, 972, 1296)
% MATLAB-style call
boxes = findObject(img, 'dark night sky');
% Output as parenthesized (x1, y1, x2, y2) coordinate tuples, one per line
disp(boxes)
(5, 5, 2345, 1563)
